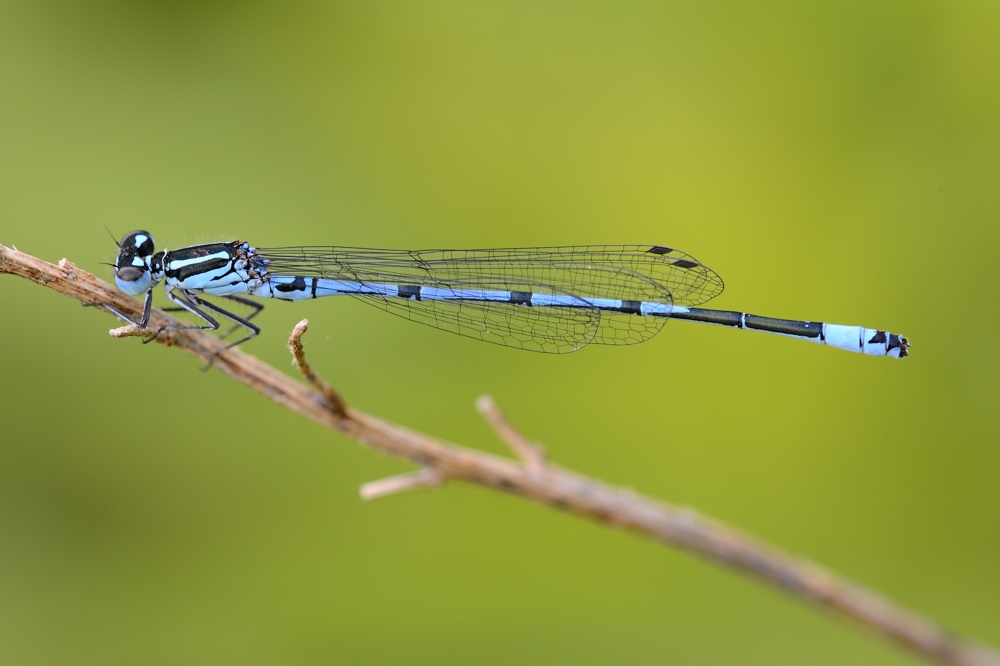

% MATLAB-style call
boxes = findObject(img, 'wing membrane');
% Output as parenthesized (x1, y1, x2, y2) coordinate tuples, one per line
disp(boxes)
(256, 244, 723, 352)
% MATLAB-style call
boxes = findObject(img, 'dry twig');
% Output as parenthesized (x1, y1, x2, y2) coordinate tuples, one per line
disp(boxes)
(1, 243, 997, 666)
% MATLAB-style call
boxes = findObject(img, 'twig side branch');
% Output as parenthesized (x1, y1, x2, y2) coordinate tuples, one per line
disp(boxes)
(359, 468, 445, 501)
(476, 395, 548, 472)
(1, 243, 997, 666)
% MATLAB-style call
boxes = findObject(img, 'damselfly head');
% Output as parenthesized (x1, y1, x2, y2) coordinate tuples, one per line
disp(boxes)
(114, 230, 156, 296)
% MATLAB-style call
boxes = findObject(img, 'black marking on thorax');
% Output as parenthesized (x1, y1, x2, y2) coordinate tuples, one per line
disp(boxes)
(164, 243, 238, 281)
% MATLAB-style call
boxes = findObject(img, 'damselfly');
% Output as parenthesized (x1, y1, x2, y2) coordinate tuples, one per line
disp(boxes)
(100, 231, 910, 361)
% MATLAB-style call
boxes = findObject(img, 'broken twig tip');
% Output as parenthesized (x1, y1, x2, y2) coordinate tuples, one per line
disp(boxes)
(109, 325, 147, 339)
(291, 318, 310, 340)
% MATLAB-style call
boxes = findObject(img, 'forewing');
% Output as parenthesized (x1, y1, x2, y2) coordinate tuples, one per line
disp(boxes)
(256, 244, 722, 351)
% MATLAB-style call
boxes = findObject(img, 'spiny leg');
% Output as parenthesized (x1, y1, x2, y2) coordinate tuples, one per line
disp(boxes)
(147, 288, 222, 345)
(162, 297, 262, 338)
(224, 294, 265, 319)
(188, 296, 261, 368)
(215, 295, 265, 340)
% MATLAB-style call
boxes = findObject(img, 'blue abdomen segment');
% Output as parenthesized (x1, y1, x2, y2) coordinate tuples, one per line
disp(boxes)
(252, 276, 395, 300)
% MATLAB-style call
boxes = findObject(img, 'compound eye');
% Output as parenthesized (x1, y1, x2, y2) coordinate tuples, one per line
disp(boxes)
(115, 266, 145, 282)
(115, 265, 151, 296)
(121, 230, 155, 257)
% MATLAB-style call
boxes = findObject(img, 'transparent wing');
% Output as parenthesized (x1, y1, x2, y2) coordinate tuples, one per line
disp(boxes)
(255, 244, 724, 352)
(258, 244, 723, 305)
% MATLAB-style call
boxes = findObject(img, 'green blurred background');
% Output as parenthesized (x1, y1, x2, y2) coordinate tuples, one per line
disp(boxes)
(1, 1, 998, 664)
